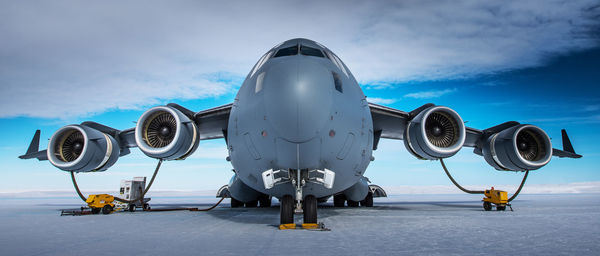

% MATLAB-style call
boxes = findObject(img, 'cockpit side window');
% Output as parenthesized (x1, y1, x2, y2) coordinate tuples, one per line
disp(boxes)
(274, 45, 299, 57)
(325, 50, 349, 78)
(300, 45, 324, 57)
(332, 72, 343, 93)
(250, 50, 273, 78)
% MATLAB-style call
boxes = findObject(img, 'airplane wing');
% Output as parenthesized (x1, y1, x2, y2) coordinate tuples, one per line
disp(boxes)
(19, 103, 233, 171)
(369, 102, 581, 171)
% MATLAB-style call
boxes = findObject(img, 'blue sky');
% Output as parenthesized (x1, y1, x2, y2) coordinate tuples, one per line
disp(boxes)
(1, 0, 599, 192)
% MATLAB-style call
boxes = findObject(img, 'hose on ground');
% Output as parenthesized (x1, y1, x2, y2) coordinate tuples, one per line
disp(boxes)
(70, 159, 163, 204)
(440, 158, 529, 202)
(147, 197, 225, 212)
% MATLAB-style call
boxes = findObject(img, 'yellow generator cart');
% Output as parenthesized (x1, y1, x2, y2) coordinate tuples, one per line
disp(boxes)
(86, 194, 115, 214)
(483, 188, 511, 211)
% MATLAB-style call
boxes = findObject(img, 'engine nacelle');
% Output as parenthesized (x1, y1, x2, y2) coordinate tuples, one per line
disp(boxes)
(404, 106, 466, 159)
(483, 124, 552, 171)
(135, 106, 199, 160)
(47, 125, 120, 172)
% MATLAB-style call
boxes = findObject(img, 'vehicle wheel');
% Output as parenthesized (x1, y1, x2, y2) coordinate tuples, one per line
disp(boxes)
(259, 195, 272, 208)
(143, 203, 150, 211)
(245, 200, 258, 208)
(102, 205, 113, 215)
(347, 200, 359, 207)
(483, 201, 492, 211)
(230, 198, 244, 208)
(128, 204, 135, 212)
(497, 205, 506, 211)
(91, 208, 100, 214)
(360, 192, 374, 207)
(333, 194, 346, 207)
(303, 195, 318, 224)
(280, 195, 294, 225)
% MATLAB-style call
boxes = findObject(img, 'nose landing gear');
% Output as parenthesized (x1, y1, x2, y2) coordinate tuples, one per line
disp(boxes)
(279, 194, 319, 230)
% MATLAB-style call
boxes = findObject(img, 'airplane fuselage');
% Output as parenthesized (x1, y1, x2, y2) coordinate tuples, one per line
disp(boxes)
(227, 39, 373, 200)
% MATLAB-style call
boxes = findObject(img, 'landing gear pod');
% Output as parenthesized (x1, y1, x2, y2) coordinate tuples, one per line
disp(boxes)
(483, 124, 552, 171)
(404, 106, 466, 159)
(135, 106, 199, 160)
(47, 125, 120, 172)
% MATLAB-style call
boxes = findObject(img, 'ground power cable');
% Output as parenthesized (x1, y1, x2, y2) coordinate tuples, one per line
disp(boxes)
(439, 158, 529, 202)
(69, 159, 224, 212)
(70, 159, 163, 204)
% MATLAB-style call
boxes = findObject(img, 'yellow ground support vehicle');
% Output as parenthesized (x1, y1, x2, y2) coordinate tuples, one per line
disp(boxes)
(483, 187, 510, 211)
(86, 194, 115, 214)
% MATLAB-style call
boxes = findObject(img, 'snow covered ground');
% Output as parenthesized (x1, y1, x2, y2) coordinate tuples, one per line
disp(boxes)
(1, 193, 598, 255)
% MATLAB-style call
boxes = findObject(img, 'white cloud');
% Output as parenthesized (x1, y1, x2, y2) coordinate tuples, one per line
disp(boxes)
(404, 88, 457, 99)
(0, 0, 599, 118)
(367, 97, 399, 105)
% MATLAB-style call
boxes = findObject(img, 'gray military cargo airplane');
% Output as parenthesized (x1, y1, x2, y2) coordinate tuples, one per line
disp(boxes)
(20, 38, 581, 226)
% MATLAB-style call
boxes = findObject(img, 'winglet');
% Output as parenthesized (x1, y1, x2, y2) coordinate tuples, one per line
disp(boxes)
(561, 129, 575, 154)
(19, 130, 48, 160)
(26, 130, 41, 155)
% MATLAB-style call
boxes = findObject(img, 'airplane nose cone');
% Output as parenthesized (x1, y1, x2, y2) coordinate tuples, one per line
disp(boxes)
(263, 58, 333, 142)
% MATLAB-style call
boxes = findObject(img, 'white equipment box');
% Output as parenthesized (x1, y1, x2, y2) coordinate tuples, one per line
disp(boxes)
(117, 177, 151, 211)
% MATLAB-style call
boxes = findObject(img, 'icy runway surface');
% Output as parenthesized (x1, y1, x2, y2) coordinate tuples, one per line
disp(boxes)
(1, 194, 599, 255)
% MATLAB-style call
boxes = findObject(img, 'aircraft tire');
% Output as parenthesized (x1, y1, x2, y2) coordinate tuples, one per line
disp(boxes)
(347, 200, 359, 207)
(280, 195, 294, 225)
(259, 195, 272, 208)
(303, 195, 317, 224)
(231, 198, 244, 208)
(333, 194, 346, 207)
(245, 200, 258, 208)
(360, 192, 374, 207)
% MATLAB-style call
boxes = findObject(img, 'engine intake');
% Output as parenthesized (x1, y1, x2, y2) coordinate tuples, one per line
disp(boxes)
(404, 106, 466, 159)
(135, 106, 199, 160)
(47, 125, 120, 172)
(483, 124, 552, 171)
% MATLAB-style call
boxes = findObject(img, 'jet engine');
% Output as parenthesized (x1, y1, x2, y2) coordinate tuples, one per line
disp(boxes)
(482, 124, 552, 171)
(47, 125, 120, 172)
(404, 106, 466, 159)
(135, 105, 199, 160)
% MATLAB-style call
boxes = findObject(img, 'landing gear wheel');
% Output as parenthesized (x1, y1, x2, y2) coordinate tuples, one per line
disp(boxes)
(230, 198, 244, 208)
(347, 200, 359, 207)
(258, 195, 272, 208)
(483, 201, 492, 211)
(280, 195, 294, 225)
(497, 205, 506, 211)
(143, 203, 150, 211)
(102, 205, 113, 215)
(128, 204, 135, 212)
(333, 194, 346, 207)
(245, 200, 258, 208)
(91, 208, 100, 214)
(303, 195, 317, 224)
(360, 192, 374, 207)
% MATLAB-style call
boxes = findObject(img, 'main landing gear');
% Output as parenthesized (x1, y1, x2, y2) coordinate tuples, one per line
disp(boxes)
(333, 192, 374, 208)
(230, 194, 272, 208)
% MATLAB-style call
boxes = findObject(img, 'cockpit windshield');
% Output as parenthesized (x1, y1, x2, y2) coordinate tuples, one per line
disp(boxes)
(273, 45, 298, 57)
(300, 45, 324, 57)
(273, 44, 326, 58)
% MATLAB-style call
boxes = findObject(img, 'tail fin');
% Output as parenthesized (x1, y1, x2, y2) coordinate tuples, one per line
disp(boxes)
(561, 129, 576, 154)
